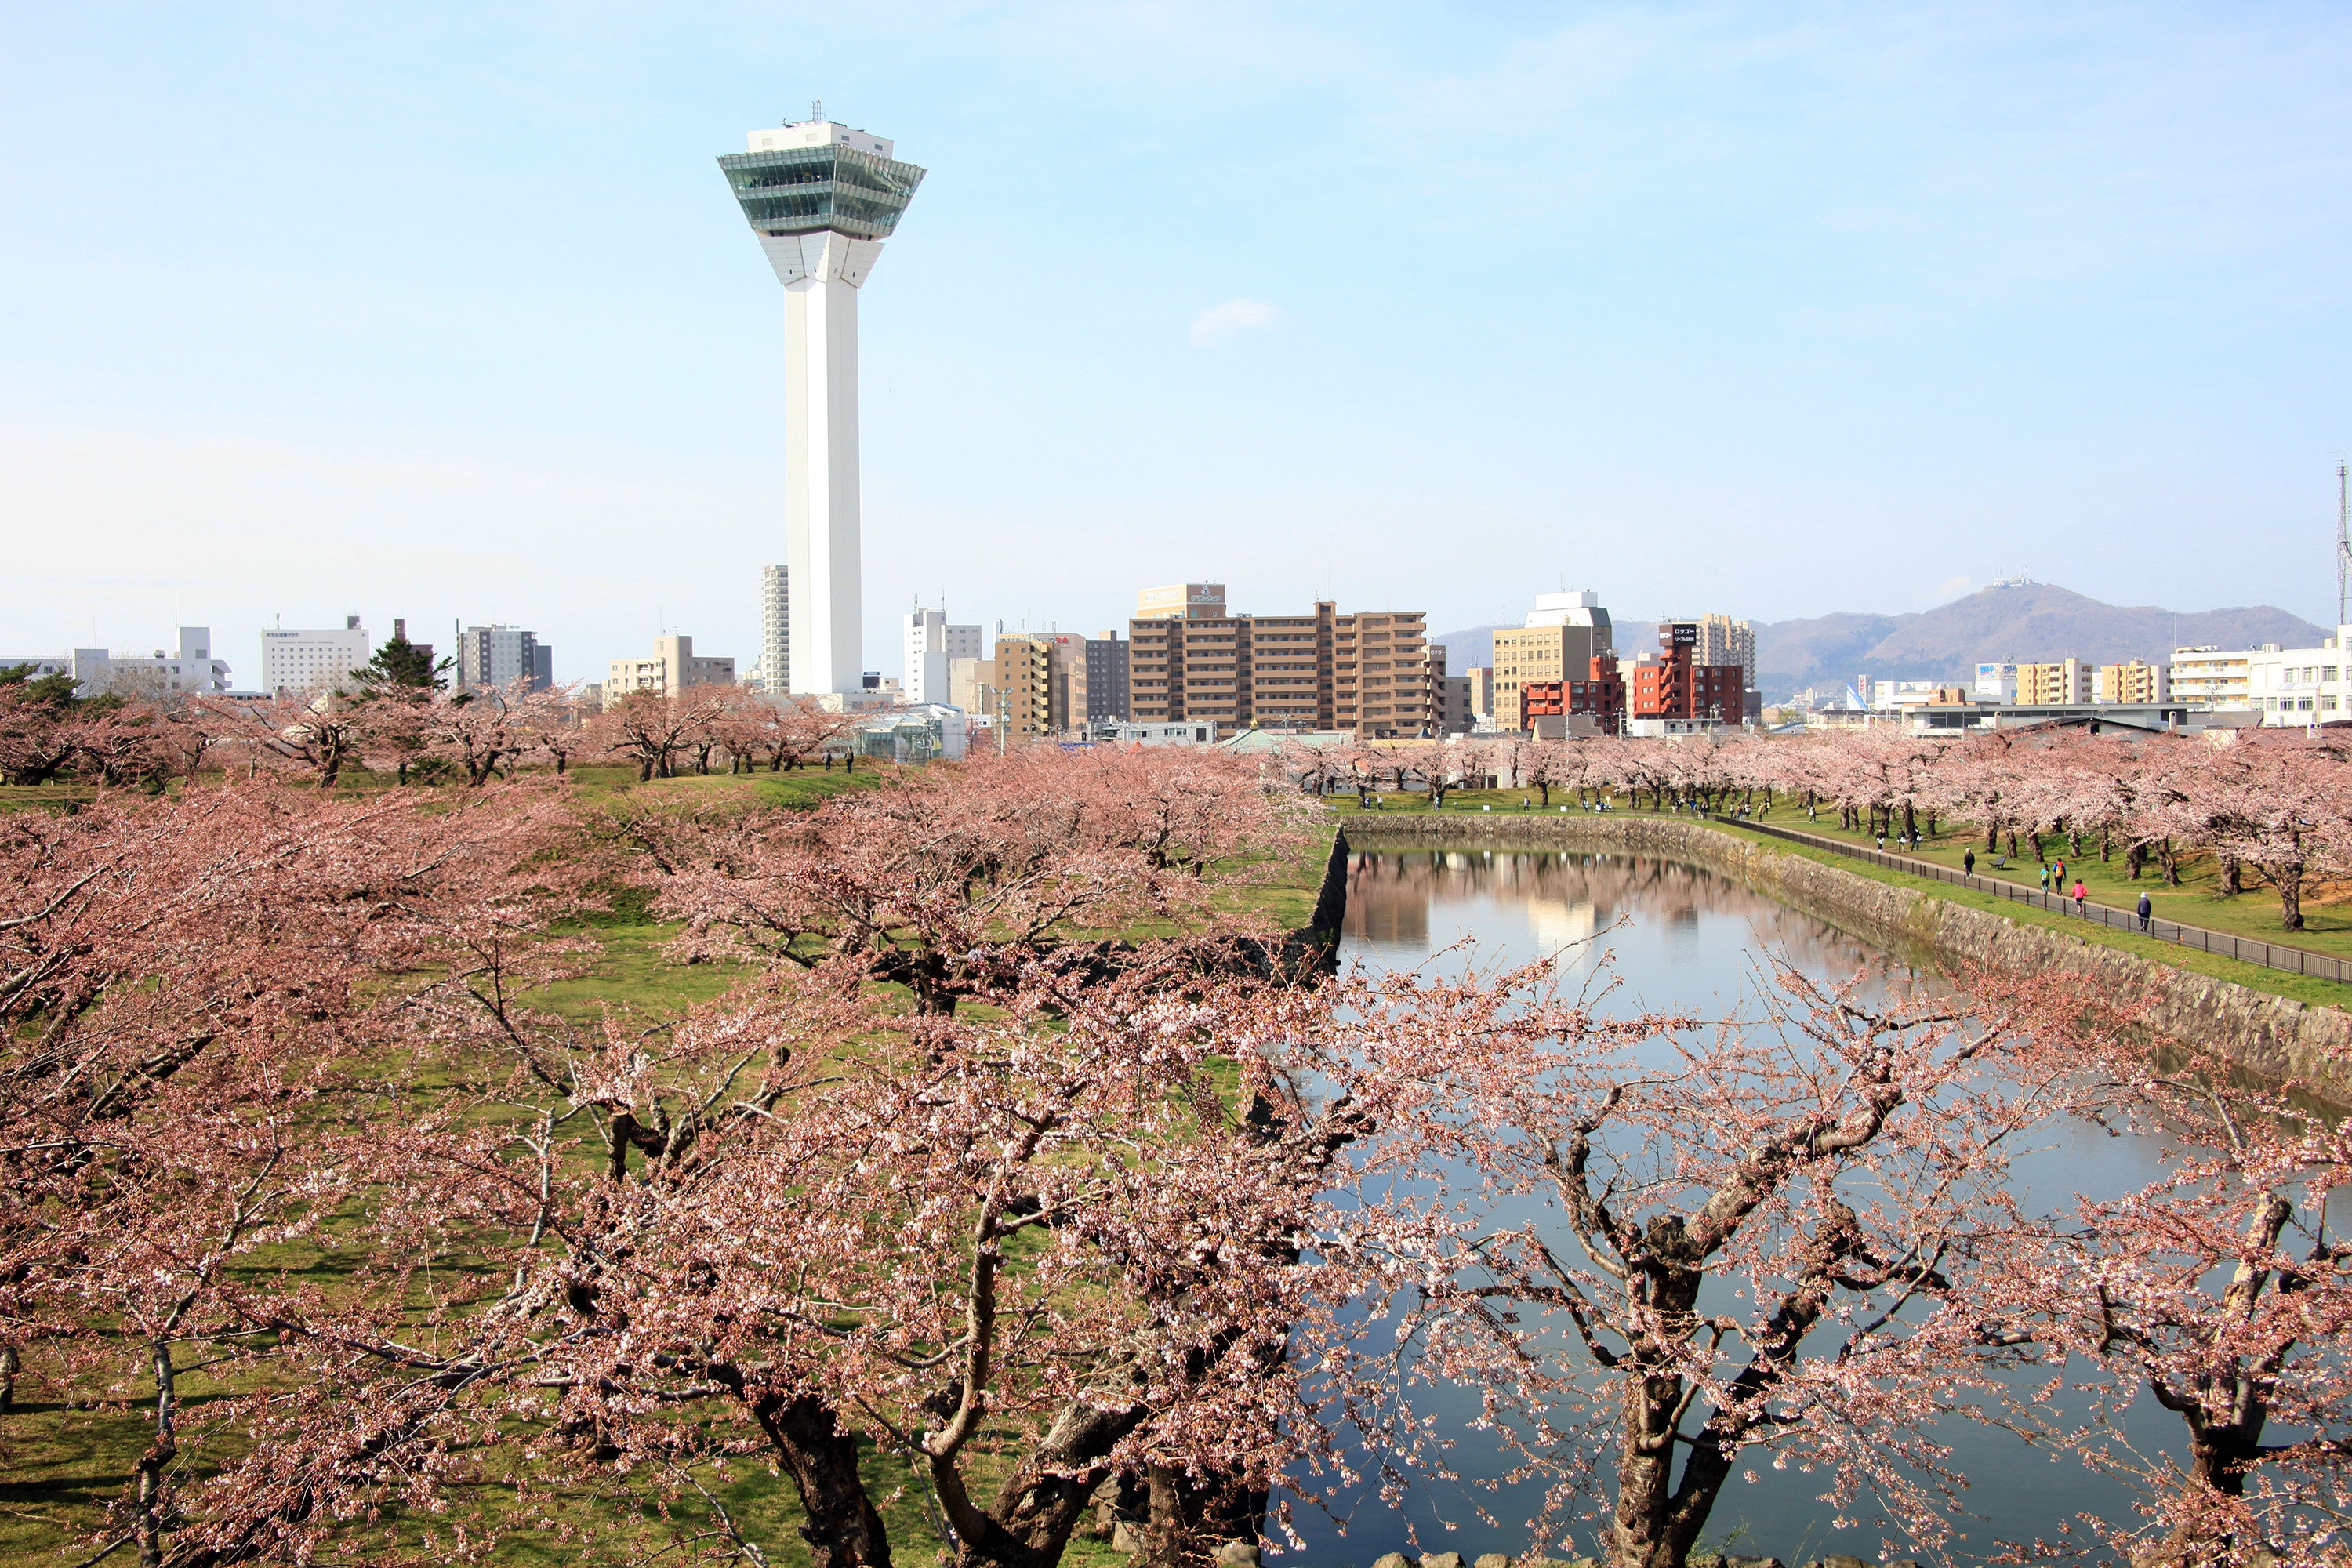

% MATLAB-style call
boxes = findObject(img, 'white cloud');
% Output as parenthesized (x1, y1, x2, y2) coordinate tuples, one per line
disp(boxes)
(1188, 297, 1283, 348)
(1930, 575, 1974, 604)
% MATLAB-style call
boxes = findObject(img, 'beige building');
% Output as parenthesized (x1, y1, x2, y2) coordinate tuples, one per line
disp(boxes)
(2098, 659, 2170, 705)
(1136, 583, 1229, 621)
(605, 634, 735, 699)
(2015, 658, 2090, 706)
(1127, 600, 1438, 738)
(1489, 591, 1613, 734)
(985, 634, 1091, 742)
(1687, 613, 1756, 692)
(990, 637, 1056, 744)
(947, 656, 996, 720)
(1463, 665, 1494, 720)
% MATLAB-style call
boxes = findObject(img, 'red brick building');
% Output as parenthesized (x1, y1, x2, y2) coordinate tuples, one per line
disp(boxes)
(1633, 623, 1747, 723)
(1518, 653, 1627, 734)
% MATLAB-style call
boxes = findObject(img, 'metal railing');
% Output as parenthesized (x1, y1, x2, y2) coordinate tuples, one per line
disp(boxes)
(1695, 810, 2352, 985)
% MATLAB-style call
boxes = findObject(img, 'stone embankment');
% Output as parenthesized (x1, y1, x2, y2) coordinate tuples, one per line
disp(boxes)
(1334, 813, 2352, 1104)
(1210, 1547, 1903, 1568)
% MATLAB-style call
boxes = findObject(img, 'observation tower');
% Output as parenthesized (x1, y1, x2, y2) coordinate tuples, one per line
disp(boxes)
(718, 107, 925, 696)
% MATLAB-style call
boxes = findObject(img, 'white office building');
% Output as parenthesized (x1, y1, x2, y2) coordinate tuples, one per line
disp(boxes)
(2, 627, 231, 699)
(1974, 662, 2019, 702)
(2230, 626, 2352, 726)
(902, 608, 983, 706)
(719, 112, 925, 695)
(260, 619, 372, 695)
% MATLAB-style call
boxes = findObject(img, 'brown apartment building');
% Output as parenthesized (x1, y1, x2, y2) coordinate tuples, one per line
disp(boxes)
(1124, 583, 1439, 738)
(989, 633, 1091, 743)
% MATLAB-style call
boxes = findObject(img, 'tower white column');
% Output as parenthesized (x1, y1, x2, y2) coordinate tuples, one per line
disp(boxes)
(720, 117, 924, 697)
(771, 234, 881, 695)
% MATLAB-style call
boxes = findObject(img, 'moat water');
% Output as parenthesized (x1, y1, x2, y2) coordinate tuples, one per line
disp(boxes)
(1284, 847, 2188, 1568)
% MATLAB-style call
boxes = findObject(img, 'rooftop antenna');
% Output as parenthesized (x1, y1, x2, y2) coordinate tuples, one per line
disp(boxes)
(2338, 459, 2350, 628)
(812, 99, 823, 124)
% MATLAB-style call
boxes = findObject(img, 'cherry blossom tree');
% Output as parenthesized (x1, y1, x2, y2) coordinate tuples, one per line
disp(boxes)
(626, 746, 1312, 1015)
(0, 779, 580, 1563)
(2006, 1040, 2352, 1568)
(589, 685, 732, 781)
(1316, 964, 2117, 1568)
(2141, 732, 2352, 928)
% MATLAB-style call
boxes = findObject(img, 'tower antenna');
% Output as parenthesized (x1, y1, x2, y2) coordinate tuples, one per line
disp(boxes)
(2337, 459, 2349, 629)
(812, 99, 822, 124)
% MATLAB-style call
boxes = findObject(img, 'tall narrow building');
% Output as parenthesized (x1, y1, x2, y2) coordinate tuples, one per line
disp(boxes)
(760, 565, 790, 695)
(719, 111, 925, 695)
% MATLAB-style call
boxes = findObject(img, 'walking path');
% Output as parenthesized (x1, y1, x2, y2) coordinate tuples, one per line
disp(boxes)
(1691, 810, 2352, 985)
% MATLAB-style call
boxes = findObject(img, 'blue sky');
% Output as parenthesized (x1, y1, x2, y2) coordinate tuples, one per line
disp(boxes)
(5, 2, 2352, 683)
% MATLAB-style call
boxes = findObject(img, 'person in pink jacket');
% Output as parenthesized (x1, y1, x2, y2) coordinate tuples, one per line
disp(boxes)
(2072, 880, 2088, 915)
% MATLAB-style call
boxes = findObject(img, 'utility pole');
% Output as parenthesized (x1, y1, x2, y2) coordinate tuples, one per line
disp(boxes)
(2339, 463, 2350, 629)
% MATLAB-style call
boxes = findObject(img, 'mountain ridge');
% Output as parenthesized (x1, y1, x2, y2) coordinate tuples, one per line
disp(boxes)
(1432, 583, 2328, 699)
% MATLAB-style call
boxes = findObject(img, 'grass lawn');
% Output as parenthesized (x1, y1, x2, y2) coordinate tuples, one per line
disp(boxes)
(1325, 788, 2352, 1009)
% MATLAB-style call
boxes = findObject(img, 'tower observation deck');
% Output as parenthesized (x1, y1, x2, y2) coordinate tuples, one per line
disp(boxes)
(718, 114, 925, 696)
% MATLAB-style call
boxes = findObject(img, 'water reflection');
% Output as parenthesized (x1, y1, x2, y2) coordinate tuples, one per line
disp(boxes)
(1298, 849, 2154, 1568)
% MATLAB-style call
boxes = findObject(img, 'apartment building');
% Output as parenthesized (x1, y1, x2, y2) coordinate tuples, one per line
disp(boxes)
(2098, 659, 2170, 705)
(2016, 659, 2091, 706)
(1633, 624, 1745, 724)
(1520, 652, 1627, 735)
(1084, 632, 1130, 723)
(457, 624, 551, 693)
(2169, 646, 2250, 710)
(989, 636, 1058, 743)
(1671, 612, 1755, 692)
(1126, 600, 1438, 738)
(1439, 674, 1474, 734)
(605, 634, 735, 699)
(756, 566, 790, 695)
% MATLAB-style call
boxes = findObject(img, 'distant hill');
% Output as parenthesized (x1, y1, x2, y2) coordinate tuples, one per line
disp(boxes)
(1430, 624, 1508, 673)
(1432, 583, 2328, 699)
(1753, 583, 2326, 696)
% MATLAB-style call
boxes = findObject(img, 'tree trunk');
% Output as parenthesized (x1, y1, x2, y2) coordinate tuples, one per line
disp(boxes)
(136, 1338, 180, 1568)
(2278, 865, 2306, 930)
(1132, 1463, 1267, 1568)
(985, 1399, 1152, 1568)
(2220, 855, 2242, 895)
(753, 1394, 895, 1568)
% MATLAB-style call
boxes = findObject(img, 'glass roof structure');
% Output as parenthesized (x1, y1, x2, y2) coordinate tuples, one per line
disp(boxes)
(717, 144, 926, 241)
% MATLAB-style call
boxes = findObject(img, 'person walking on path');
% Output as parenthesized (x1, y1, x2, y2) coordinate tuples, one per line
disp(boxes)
(2073, 880, 2089, 916)
(2137, 891, 2153, 932)
(2056, 858, 2067, 889)
(1964, 848, 1976, 877)
(2040, 864, 2051, 893)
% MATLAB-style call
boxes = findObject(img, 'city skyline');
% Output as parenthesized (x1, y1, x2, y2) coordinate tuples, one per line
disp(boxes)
(7, 4, 2352, 679)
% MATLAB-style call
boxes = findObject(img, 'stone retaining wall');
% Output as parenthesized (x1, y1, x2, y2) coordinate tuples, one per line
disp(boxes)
(1336, 813, 2352, 1102)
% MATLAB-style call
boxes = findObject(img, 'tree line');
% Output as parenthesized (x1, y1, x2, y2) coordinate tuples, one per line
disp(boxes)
(1282, 726, 2352, 931)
